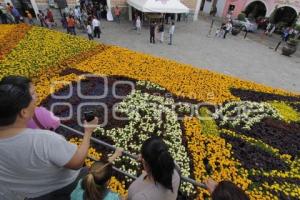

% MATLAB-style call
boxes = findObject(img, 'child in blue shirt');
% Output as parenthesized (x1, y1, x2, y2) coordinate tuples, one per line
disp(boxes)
(71, 148, 123, 200)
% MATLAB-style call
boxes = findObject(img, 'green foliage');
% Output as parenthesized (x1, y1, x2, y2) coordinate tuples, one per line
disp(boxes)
(237, 13, 246, 21)
(221, 129, 286, 161)
(198, 107, 219, 136)
(288, 38, 299, 46)
(276, 21, 288, 31)
(269, 101, 300, 123)
(214, 101, 280, 130)
(294, 24, 300, 32)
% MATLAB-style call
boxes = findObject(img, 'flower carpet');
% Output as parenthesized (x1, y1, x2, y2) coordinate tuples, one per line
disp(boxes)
(1, 24, 300, 200)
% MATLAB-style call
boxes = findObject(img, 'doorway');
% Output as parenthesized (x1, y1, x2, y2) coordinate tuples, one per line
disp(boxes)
(245, 1, 267, 19)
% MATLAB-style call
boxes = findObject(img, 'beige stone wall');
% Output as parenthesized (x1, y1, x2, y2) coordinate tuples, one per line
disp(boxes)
(111, 0, 127, 7)
(181, 0, 197, 11)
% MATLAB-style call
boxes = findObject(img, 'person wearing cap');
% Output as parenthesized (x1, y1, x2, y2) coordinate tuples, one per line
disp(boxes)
(27, 106, 60, 131)
(0, 75, 98, 200)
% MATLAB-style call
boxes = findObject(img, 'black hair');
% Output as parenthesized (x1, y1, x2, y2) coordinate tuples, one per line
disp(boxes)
(212, 181, 250, 200)
(0, 76, 32, 89)
(141, 136, 175, 191)
(0, 76, 32, 126)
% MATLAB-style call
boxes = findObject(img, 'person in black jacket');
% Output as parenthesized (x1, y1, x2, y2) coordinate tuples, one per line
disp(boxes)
(150, 21, 156, 44)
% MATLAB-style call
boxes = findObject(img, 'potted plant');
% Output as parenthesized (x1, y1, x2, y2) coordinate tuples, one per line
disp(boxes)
(237, 13, 246, 22)
(231, 26, 241, 35)
(282, 38, 299, 56)
(294, 24, 300, 39)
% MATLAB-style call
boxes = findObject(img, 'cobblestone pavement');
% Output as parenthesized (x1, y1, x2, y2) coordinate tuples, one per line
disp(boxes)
(56, 17, 300, 93)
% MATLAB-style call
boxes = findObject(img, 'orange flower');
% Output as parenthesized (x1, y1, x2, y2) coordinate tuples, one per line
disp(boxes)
(0, 24, 31, 60)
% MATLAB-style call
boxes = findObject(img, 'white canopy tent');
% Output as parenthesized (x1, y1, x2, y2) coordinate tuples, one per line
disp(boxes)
(127, 0, 189, 13)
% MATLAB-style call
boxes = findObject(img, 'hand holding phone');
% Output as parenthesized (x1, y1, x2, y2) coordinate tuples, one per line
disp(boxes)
(84, 111, 95, 122)
(83, 111, 98, 136)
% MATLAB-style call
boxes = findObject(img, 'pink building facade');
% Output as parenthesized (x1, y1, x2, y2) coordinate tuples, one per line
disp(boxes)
(222, 0, 300, 18)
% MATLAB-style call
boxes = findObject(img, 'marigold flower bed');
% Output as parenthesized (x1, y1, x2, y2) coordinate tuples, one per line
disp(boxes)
(0, 24, 31, 60)
(1, 25, 300, 200)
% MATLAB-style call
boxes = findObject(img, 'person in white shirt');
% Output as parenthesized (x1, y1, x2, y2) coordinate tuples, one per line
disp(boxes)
(269, 24, 276, 36)
(136, 16, 141, 34)
(226, 10, 233, 21)
(168, 22, 175, 45)
(86, 22, 93, 40)
(74, 6, 81, 21)
(92, 16, 101, 38)
(74, 6, 83, 29)
(0, 75, 99, 200)
(223, 21, 232, 39)
(159, 22, 164, 43)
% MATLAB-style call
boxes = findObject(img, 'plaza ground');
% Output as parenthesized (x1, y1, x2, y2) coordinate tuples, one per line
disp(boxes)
(56, 16, 300, 93)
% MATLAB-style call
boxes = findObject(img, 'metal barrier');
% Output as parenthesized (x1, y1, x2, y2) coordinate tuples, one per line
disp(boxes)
(60, 124, 207, 189)
(86, 155, 138, 180)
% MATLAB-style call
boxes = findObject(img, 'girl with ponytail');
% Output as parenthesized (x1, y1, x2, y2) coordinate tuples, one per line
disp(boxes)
(71, 148, 123, 200)
(128, 136, 180, 200)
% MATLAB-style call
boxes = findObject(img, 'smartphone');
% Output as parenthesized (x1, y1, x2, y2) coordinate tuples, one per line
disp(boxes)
(84, 111, 95, 122)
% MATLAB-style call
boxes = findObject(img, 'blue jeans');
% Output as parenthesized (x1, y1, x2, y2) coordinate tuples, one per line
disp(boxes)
(115, 15, 120, 23)
(67, 27, 76, 35)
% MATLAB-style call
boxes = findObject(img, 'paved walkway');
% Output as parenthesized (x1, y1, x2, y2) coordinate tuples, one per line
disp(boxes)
(58, 18, 300, 93)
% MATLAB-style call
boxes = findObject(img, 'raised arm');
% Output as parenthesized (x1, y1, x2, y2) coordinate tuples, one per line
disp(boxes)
(64, 117, 99, 170)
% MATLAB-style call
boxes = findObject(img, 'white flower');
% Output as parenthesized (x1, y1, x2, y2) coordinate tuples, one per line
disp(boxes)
(215, 101, 281, 130)
(94, 89, 195, 194)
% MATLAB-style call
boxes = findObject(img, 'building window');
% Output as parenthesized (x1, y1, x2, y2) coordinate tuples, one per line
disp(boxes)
(229, 4, 235, 11)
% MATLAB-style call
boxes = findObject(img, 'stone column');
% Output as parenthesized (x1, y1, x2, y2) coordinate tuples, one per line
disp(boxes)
(29, 0, 39, 16)
(106, 0, 113, 21)
(193, 0, 201, 21)
(128, 5, 132, 21)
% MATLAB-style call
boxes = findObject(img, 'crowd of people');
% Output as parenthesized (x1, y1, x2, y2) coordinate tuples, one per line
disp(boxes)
(0, 75, 251, 200)
(60, 4, 124, 39)
(215, 20, 233, 39)
(1, 2, 182, 45)
(0, 3, 56, 27)
(0, 2, 106, 39)
(215, 21, 300, 42)
(265, 22, 300, 41)
(0, 3, 23, 24)
(37, 9, 56, 28)
(1, 1, 300, 45)
(61, 5, 104, 38)
(146, 20, 176, 45)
